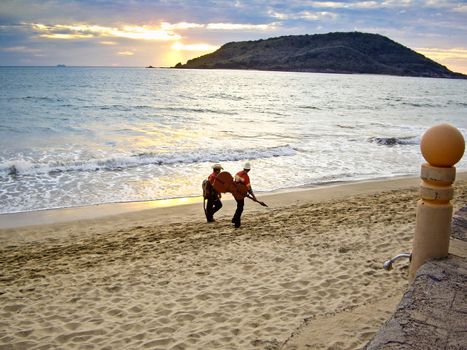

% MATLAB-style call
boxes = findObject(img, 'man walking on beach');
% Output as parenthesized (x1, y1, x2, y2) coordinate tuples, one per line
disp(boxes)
(205, 163, 223, 223)
(232, 162, 257, 228)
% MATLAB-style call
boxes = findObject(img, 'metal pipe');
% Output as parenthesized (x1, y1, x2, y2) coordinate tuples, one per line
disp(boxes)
(383, 253, 412, 271)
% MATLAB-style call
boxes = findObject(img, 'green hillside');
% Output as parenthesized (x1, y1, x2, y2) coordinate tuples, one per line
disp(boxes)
(174, 32, 465, 79)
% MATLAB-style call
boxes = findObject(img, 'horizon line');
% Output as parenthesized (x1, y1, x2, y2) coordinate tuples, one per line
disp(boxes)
(0, 65, 173, 68)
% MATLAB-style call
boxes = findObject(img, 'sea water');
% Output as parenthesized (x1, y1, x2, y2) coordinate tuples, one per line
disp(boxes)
(0, 67, 466, 214)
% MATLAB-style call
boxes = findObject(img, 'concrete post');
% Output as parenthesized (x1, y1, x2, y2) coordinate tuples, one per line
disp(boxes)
(409, 124, 465, 281)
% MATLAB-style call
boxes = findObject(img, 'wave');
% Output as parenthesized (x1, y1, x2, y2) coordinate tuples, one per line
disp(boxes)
(336, 124, 355, 129)
(298, 105, 320, 110)
(0, 145, 296, 177)
(368, 136, 419, 146)
(448, 101, 467, 107)
(401, 102, 444, 108)
(161, 106, 235, 115)
(207, 93, 245, 101)
(3, 96, 64, 103)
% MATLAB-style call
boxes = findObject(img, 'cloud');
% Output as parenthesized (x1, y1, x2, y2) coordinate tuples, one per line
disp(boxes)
(22, 20, 275, 43)
(1, 0, 465, 71)
(268, 9, 338, 21)
(111, 25, 180, 40)
(117, 51, 134, 56)
(171, 42, 219, 51)
(1, 46, 40, 53)
(308, 1, 380, 9)
(307, 1, 456, 10)
(161, 22, 204, 30)
(206, 23, 274, 30)
(299, 11, 339, 20)
(268, 10, 289, 20)
(416, 47, 467, 61)
(413, 46, 467, 73)
(308, 1, 349, 9)
(27, 22, 181, 41)
(452, 4, 467, 13)
(39, 33, 94, 39)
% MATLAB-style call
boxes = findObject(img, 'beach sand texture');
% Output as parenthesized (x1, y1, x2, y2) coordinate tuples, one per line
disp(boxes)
(1, 177, 466, 350)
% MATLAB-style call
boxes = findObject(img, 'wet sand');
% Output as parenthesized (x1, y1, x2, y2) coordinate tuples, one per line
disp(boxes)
(1, 174, 466, 349)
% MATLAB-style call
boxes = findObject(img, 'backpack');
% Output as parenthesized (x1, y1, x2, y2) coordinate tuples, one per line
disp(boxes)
(202, 179, 212, 199)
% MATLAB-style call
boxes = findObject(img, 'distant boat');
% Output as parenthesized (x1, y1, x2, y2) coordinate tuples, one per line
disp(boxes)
(146, 65, 155, 68)
(57, 64, 66, 67)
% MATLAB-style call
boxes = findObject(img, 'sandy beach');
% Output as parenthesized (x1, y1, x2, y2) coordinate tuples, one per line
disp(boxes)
(1, 174, 466, 350)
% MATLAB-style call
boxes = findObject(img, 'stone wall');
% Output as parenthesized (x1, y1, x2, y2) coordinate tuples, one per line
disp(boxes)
(363, 207, 467, 350)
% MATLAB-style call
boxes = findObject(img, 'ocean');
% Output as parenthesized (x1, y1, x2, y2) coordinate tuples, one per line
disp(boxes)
(0, 67, 466, 214)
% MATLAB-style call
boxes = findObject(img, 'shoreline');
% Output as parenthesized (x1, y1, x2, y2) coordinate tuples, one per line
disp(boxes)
(0, 173, 438, 230)
(1, 175, 466, 349)
(2, 171, 466, 230)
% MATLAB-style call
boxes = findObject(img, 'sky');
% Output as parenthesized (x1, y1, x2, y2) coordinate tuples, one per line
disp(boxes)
(1, 0, 467, 74)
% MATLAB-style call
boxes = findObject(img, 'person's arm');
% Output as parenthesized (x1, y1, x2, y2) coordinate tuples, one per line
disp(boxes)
(247, 186, 257, 200)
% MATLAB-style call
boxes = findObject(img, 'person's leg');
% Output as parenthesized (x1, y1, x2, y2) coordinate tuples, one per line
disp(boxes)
(232, 199, 244, 228)
(206, 198, 214, 222)
(212, 199, 222, 216)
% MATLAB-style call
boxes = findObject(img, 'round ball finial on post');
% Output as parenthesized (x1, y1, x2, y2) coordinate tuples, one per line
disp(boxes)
(409, 124, 465, 281)
(420, 123, 465, 167)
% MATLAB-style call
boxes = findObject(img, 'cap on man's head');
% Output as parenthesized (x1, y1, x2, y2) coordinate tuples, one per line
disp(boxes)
(243, 162, 251, 170)
(212, 163, 223, 170)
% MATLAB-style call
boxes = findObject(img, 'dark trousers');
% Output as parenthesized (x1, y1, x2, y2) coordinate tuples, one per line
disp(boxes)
(232, 199, 244, 227)
(206, 197, 222, 221)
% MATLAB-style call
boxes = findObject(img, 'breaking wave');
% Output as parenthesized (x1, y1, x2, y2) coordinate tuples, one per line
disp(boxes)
(368, 136, 419, 146)
(0, 145, 296, 177)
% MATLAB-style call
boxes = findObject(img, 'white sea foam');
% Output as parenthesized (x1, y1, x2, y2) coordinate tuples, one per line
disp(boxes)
(0, 145, 295, 177)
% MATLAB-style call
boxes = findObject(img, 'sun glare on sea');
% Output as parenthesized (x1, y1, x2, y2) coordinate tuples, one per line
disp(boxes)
(145, 196, 203, 208)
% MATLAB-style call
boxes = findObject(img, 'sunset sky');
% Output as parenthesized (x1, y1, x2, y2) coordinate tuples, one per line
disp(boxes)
(1, 0, 467, 74)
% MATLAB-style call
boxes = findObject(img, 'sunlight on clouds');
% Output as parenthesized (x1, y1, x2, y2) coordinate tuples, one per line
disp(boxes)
(161, 22, 204, 30)
(117, 51, 134, 56)
(416, 47, 467, 74)
(161, 49, 185, 67)
(27, 21, 275, 45)
(58, 24, 111, 33)
(172, 42, 219, 51)
(416, 47, 467, 60)
(31, 23, 48, 31)
(40, 33, 93, 39)
(112, 26, 180, 40)
(162, 42, 221, 66)
(29, 23, 180, 41)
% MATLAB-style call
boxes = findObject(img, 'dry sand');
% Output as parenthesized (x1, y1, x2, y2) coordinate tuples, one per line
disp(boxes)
(1, 174, 466, 350)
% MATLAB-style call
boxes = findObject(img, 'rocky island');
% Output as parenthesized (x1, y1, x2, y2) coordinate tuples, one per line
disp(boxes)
(174, 32, 465, 79)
